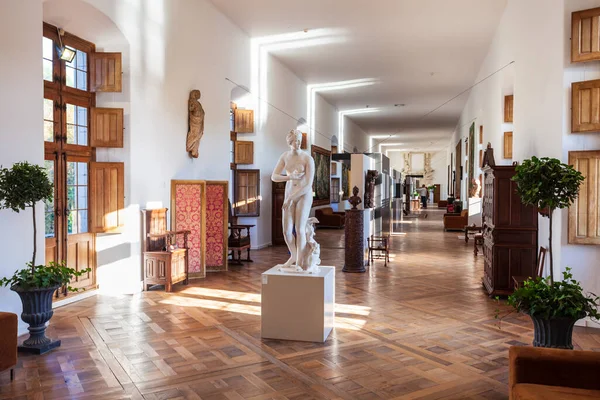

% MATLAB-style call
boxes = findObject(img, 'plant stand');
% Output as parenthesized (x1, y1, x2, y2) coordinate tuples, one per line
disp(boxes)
(12, 285, 61, 355)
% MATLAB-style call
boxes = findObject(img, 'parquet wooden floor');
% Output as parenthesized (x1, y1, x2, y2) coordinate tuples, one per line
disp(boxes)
(2, 209, 599, 399)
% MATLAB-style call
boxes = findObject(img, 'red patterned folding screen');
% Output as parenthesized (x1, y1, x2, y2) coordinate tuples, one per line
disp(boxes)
(205, 181, 228, 272)
(171, 180, 206, 278)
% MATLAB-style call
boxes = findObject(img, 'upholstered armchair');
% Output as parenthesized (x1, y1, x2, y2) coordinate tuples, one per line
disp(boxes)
(315, 207, 345, 228)
(509, 346, 600, 399)
(443, 210, 468, 231)
(0, 312, 17, 381)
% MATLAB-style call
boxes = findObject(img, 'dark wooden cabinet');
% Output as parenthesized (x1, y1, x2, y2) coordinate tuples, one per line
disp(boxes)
(482, 161, 538, 296)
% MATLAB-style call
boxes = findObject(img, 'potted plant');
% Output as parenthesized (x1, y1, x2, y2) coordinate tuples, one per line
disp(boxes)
(508, 156, 589, 348)
(512, 157, 584, 283)
(503, 268, 600, 349)
(0, 162, 89, 354)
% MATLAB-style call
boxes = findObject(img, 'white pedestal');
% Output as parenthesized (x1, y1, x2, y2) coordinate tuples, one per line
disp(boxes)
(261, 266, 335, 342)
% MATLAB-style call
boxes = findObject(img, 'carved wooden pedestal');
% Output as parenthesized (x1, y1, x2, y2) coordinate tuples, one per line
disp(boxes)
(343, 209, 366, 273)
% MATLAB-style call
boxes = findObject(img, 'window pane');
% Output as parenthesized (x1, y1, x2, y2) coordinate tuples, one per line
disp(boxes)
(67, 124, 75, 144)
(68, 210, 78, 234)
(44, 99, 54, 142)
(44, 99, 54, 120)
(77, 162, 88, 184)
(66, 104, 75, 124)
(67, 162, 75, 185)
(65, 104, 88, 146)
(76, 70, 87, 91)
(44, 121, 54, 142)
(45, 212, 55, 237)
(43, 37, 53, 60)
(77, 106, 87, 125)
(67, 185, 76, 210)
(78, 210, 88, 233)
(66, 66, 75, 87)
(44, 160, 55, 238)
(43, 59, 53, 82)
(65, 47, 88, 91)
(78, 187, 88, 208)
(76, 50, 87, 71)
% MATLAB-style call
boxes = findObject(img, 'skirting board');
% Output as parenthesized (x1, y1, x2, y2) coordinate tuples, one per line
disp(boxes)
(52, 288, 98, 309)
(253, 242, 272, 250)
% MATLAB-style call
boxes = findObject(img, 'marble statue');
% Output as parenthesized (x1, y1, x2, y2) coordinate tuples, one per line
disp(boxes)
(186, 90, 205, 158)
(470, 178, 482, 198)
(271, 129, 318, 273)
(299, 217, 321, 274)
(348, 186, 362, 210)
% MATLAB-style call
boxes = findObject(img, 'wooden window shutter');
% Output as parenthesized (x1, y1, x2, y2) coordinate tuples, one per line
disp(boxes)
(234, 141, 254, 164)
(572, 79, 600, 132)
(569, 151, 600, 244)
(90, 162, 125, 233)
(234, 169, 260, 217)
(234, 109, 254, 133)
(504, 95, 514, 123)
(572, 7, 600, 63)
(503, 132, 513, 159)
(90, 52, 122, 92)
(90, 108, 124, 147)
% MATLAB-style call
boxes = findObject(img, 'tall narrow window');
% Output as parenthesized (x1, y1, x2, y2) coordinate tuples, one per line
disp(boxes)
(43, 23, 96, 297)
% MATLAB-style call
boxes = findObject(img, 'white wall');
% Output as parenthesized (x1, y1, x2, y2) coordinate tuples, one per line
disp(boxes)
(0, 0, 44, 334)
(454, 0, 600, 318)
(561, 0, 600, 326)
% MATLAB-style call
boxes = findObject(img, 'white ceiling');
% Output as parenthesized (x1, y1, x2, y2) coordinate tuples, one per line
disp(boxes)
(209, 0, 507, 152)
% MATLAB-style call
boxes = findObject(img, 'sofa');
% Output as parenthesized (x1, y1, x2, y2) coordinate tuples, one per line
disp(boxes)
(0, 312, 17, 381)
(509, 346, 600, 399)
(315, 207, 345, 228)
(443, 210, 468, 231)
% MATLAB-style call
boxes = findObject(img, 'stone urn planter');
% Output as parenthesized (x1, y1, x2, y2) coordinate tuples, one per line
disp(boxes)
(530, 315, 579, 349)
(12, 285, 61, 354)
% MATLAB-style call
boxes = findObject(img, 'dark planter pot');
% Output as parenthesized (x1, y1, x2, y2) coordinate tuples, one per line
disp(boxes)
(530, 315, 578, 350)
(11, 285, 61, 354)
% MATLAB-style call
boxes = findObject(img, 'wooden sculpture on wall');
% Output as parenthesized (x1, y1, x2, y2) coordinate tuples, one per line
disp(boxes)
(364, 170, 379, 208)
(186, 90, 205, 158)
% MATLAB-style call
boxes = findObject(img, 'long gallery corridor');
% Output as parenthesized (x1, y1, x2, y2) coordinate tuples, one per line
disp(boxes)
(2, 210, 599, 400)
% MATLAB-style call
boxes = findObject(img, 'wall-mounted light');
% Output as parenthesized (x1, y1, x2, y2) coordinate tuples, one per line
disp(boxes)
(56, 28, 76, 63)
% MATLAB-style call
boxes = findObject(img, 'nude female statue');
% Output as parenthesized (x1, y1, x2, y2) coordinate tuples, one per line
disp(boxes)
(186, 90, 205, 158)
(271, 129, 316, 271)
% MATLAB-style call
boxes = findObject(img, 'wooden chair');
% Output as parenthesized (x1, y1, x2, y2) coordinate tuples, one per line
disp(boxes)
(473, 233, 484, 255)
(367, 234, 390, 267)
(512, 247, 547, 289)
(142, 208, 190, 292)
(228, 200, 255, 265)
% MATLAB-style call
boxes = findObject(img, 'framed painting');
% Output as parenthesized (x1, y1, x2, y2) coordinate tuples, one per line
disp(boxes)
(311, 145, 331, 206)
(341, 162, 350, 200)
(468, 122, 475, 196)
(171, 180, 206, 279)
(205, 181, 228, 272)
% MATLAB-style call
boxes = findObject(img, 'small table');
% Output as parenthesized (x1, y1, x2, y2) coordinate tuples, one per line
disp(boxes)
(464, 225, 482, 243)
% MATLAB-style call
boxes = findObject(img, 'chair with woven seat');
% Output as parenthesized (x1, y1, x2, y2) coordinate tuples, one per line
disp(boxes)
(512, 246, 547, 289)
(367, 234, 390, 267)
(228, 200, 255, 265)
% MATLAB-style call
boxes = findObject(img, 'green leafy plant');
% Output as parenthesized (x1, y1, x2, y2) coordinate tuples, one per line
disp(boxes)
(498, 268, 600, 321)
(0, 162, 89, 289)
(0, 261, 88, 291)
(427, 185, 435, 191)
(512, 157, 584, 283)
